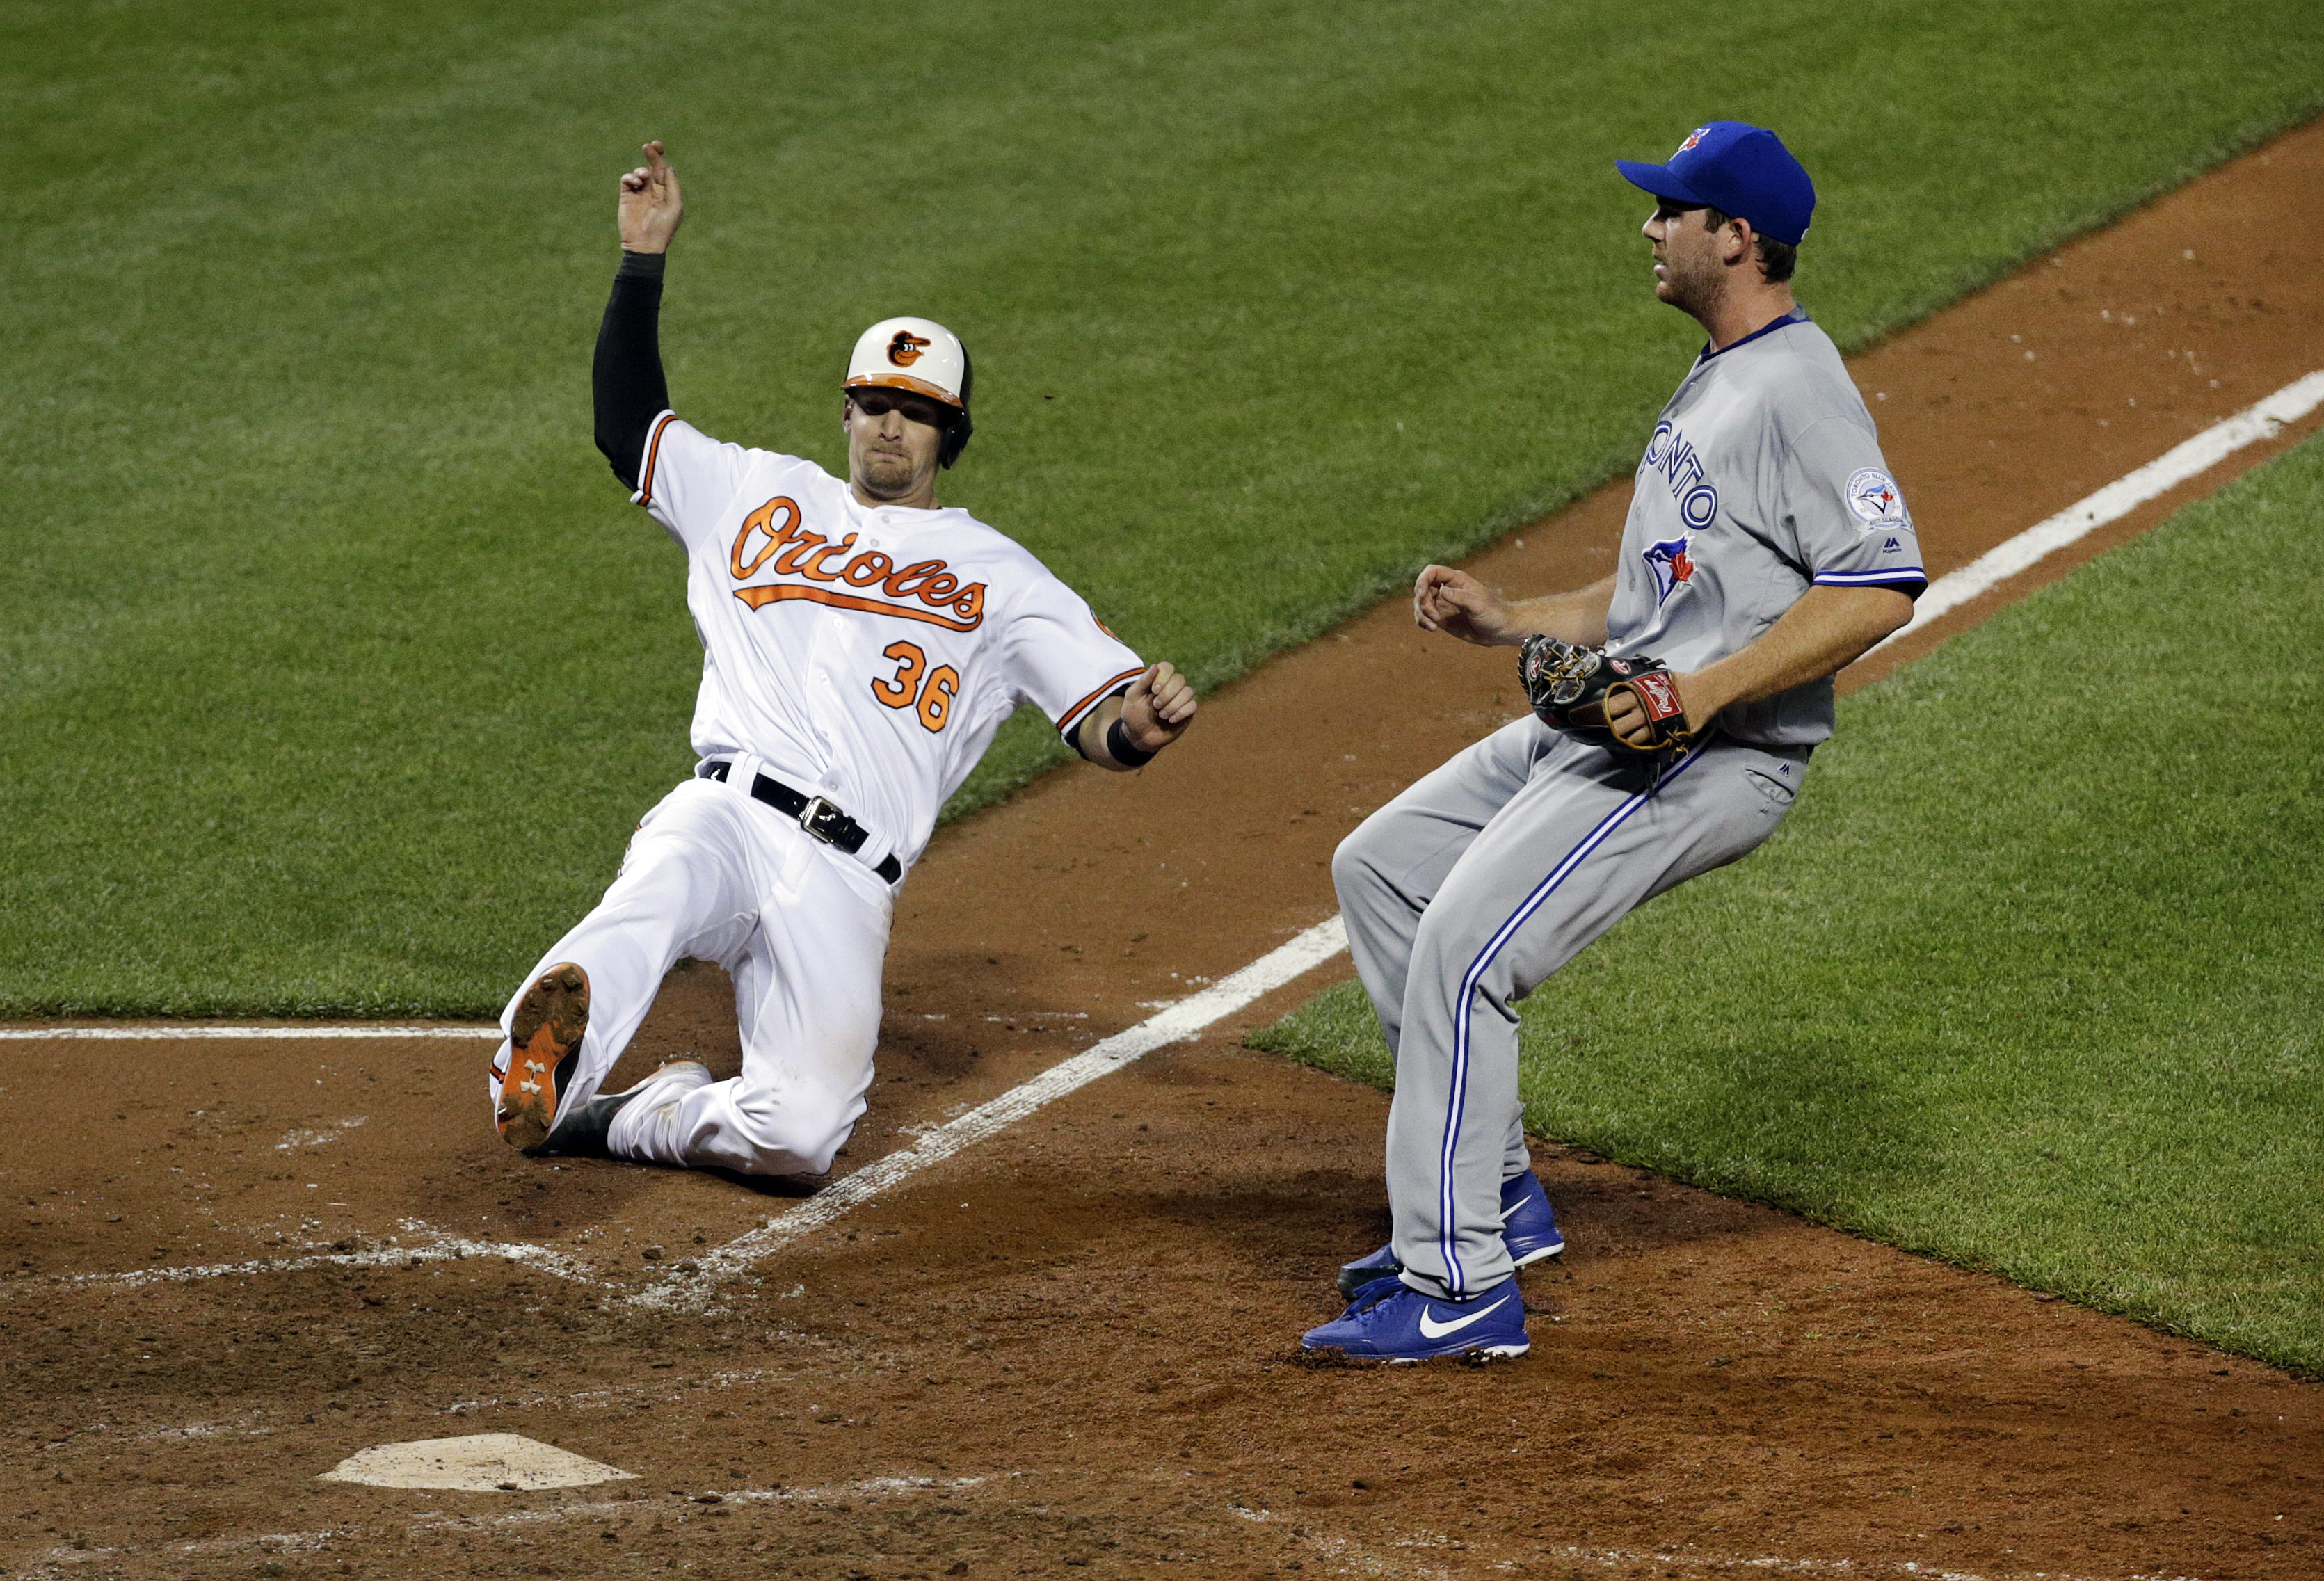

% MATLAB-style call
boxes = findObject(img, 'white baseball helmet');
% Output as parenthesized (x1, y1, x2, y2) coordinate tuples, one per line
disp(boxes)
(844, 316, 975, 467)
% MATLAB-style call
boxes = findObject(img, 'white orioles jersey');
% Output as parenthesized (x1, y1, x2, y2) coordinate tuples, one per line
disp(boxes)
(634, 411, 1145, 875)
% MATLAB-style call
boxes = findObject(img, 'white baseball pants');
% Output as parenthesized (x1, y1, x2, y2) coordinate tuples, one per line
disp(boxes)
(491, 769, 895, 1175)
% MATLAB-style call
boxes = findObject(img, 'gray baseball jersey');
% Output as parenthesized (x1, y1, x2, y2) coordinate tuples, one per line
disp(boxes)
(1335, 305, 1923, 1301)
(1606, 307, 1926, 744)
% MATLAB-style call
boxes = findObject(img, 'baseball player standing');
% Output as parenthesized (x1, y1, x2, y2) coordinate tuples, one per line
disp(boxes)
(1304, 122, 1925, 1361)
(490, 142, 1197, 1174)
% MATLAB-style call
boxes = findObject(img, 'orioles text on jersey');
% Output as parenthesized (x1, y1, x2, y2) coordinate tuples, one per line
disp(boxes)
(728, 495, 987, 630)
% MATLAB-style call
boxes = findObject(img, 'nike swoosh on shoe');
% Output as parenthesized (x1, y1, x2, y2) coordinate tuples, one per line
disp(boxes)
(1416, 1295, 1513, 1340)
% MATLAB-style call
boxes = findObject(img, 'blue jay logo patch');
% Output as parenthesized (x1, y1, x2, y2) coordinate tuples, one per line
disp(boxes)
(1643, 535, 1695, 604)
(1845, 468, 1909, 530)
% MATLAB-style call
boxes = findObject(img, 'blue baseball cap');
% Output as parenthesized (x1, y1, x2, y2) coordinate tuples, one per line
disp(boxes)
(1616, 121, 1816, 246)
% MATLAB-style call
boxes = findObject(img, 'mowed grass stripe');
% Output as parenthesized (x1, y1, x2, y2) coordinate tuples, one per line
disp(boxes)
(1253, 434, 2324, 1375)
(3, 2, 2323, 1014)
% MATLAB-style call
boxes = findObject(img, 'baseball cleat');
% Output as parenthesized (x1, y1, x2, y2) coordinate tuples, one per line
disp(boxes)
(1500, 1169, 1567, 1265)
(540, 1059, 713, 1159)
(1334, 1171, 1565, 1297)
(1336, 1243, 1401, 1298)
(497, 963, 591, 1154)
(1301, 1274, 1530, 1364)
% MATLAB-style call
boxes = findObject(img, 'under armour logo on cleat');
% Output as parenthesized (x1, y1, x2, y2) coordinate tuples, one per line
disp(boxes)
(520, 1080, 542, 1094)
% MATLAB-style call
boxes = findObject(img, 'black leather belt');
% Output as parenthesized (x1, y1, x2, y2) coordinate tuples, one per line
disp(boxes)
(699, 762, 902, 885)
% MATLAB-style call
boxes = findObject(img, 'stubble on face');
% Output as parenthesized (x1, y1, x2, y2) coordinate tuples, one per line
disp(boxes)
(1654, 221, 1728, 321)
(1643, 200, 1731, 324)
(846, 390, 948, 503)
(854, 446, 921, 500)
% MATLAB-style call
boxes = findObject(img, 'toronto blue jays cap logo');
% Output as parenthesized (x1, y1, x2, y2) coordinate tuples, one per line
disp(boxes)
(1676, 126, 1708, 154)
(1643, 534, 1695, 604)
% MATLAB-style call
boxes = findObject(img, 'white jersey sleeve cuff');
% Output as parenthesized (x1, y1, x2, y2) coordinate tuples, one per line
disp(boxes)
(630, 410, 681, 508)
(1052, 667, 1147, 739)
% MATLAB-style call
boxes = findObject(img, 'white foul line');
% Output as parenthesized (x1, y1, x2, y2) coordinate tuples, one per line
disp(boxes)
(630, 915, 1349, 1310)
(1872, 368, 2324, 655)
(0, 1025, 502, 1041)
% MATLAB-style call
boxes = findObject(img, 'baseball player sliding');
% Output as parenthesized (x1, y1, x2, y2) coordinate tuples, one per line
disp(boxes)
(1304, 122, 1925, 1362)
(490, 142, 1196, 1174)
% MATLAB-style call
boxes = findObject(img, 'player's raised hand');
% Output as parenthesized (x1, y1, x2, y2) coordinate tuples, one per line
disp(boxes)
(1121, 661, 1198, 753)
(618, 139, 685, 255)
(1413, 565, 1517, 646)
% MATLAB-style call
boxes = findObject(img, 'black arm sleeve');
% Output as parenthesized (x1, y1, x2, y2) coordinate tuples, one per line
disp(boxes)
(593, 250, 671, 492)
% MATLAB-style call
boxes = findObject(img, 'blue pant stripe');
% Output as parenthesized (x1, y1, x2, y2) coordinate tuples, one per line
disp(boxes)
(1433, 742, 1710, 1293)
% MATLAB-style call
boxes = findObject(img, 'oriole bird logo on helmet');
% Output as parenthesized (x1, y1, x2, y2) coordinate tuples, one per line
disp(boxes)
(847, 317, 975, 468)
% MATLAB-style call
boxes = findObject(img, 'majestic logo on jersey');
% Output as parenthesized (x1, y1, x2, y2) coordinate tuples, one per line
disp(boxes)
(1642, 534, 1695, 604)
(1676, 127, 1708, 154)
(887, 332, 932, 367)
(1640, 420, 1721, 530)
(1845, 467, 1909, 530)
(729, 496, 986, 631)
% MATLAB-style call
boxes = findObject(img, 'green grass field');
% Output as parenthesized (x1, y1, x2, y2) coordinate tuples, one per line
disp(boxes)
(4, 1, 2323, 1016)
(1253, 435, 2324, 1375)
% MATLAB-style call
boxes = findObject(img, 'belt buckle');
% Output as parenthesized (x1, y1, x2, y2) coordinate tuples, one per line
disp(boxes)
(797, 795, 843, 845)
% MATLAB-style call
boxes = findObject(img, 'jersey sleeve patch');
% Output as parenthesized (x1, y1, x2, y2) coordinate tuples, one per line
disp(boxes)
(1843, 467, 1910, 529)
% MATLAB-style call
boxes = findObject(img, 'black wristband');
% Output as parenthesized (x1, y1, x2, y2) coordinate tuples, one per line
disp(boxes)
(617, 250, 668, 280)
(1105, 716, 1157, 769)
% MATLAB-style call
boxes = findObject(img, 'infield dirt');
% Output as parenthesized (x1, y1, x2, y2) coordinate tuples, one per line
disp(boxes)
(5, 122, 2322, 1580)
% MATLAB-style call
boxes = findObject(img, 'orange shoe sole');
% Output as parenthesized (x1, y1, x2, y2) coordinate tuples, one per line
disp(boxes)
(497, 962, 590, 1154)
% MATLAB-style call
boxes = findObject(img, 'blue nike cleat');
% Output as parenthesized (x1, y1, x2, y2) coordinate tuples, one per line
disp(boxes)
(1500, 1169, 1566, 1265)
(1301, 1274, 1530, 1363)
(1335, 1244, 1400, 1297)
(1334, 1171, 1566, 1297)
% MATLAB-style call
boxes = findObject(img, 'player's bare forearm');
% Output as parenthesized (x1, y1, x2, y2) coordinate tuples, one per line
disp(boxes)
(1680, 586, 1912, 721)
(1502, 577, 1616, 648)
(1075, 663, 1198, 771)
(1415, 566, 1613, 648)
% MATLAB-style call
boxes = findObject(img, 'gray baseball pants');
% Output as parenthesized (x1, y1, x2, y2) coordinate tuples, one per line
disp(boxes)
(1332, 719, 1809, 1298)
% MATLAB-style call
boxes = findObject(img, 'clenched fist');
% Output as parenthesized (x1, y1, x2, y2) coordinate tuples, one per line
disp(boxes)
(1120, 661, 1198, 754)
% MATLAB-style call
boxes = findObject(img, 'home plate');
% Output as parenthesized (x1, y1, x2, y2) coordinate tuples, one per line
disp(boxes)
(317, 1432, 639, 1491)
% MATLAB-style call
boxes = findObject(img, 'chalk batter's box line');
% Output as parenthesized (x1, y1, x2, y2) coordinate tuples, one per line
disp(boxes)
(3, 1219, 613, 1301)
